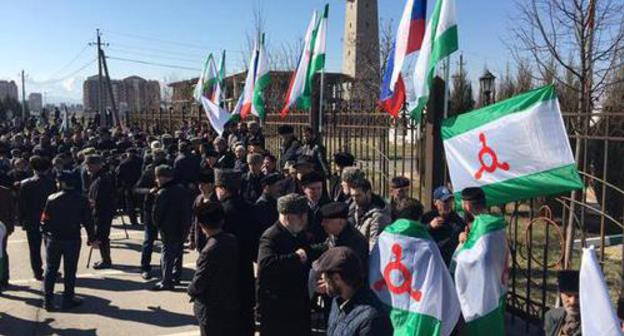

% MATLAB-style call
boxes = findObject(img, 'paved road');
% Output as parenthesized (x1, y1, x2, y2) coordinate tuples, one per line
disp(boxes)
(0, 217, 202, 336)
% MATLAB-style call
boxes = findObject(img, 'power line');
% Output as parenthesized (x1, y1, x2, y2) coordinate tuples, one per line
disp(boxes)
(107, 47, 202, 64)
(106, 55, 201, 72)
(110, 42, 208, 58)
(28, 58, 97, 85)
(103, 29, 217, 51)
(47, 44, 91, 78)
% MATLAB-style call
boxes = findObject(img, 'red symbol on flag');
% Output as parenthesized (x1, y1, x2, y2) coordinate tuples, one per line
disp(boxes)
(474, 132, 510, 180)
(373, 244, 422, 302)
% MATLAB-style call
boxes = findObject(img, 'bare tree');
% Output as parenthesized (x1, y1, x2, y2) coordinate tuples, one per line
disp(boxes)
(508, 0, 624, 267)
(497, 63, 517, 101)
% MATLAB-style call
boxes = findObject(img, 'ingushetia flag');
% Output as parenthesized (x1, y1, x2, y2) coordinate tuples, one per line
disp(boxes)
(410, 0, 458, 122)
(442, 85, 583, 206)
(194, 54, 231, 136)
(252, 34, 270, 120)
(379, 0, 427, 118)
(370, 219, 460, 336)
(453, 214, 508, 335)
(580, 246, 622, 336)
(280, 10, 319, 117)
(305, 4, 328, 108)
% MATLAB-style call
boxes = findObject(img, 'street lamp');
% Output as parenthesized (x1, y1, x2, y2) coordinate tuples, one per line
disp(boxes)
(479, 69, 496, 106)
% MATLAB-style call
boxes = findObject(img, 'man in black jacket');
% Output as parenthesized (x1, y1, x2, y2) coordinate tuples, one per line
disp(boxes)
(278, 125, 301, 170)
(187, 201, 239, 336)
(257, 193, 321, 336)
(240, 153, 264, 205)
(151, 165, 192, 291)
(298, 127, 329, 177)
(86, 154, 116, 269)
(319, 202, 369, 270)
(173, 140, 201, 189)
(421, 186, 465, 266)
(328, 152, 355, 203)
(254, 173, 282, 236)
(318, 247, 392, 336)
(301, 171, 330, 244)
(17, 156, 56, 280)
(116, 148, 142, 225)
(214, 169, 258, 336)
(40, 171, 97, 311)
(135, 148, 167, 279)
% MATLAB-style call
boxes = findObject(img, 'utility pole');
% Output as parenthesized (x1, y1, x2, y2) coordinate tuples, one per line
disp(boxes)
(21, 70, 27, 120)
(89, 29, 111, 127)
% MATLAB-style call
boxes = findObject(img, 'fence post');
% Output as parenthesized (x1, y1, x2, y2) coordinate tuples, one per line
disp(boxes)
(421, 77, 446, 212)
(310, 75, 321, 138)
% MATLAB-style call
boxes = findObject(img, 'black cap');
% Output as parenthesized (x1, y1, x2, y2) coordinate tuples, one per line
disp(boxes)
(300, 171, 323, 186)
(461, 187, 486, 202)
(198, 169, 215, 184)
(294, 155, 314, 168)
(316, 247, 362, 276)
(334, 152, 355, 167)
(558, 270, 580, 292)
(261, 173, 283, 187)
(277, 125, 294, 135)
(195, 201, 225, 226)
(391, 176, 410, 189)
(29, 156, 51, 171)
(320, 202, 349, 219)
(56, 170, 79, 189)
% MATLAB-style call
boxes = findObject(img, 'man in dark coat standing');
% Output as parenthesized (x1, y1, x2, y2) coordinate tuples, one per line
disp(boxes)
(0, 184, 15, 289)
(151, 165, 192, 290)
(86, 154, 115, 269)
(173, 140, 201, 189)
(116, 148, 142, 225)
(257, 193, 322, 336)
(240, 153, 264, 205)
(277, 125, 301, 170)
(253, 173, 282, 235)
(214, 169, 258, 336)
(17, 156, 56, 280)
(187, 201, 239, 336)
(328, 152, 355, 203)
(301, 171, 330, 244)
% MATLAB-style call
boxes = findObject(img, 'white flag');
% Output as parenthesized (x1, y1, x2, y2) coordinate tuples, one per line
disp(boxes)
(580, 246, 622, 336)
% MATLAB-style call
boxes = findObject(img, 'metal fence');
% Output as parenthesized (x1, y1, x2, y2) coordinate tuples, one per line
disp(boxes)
(131, 101, 624, 331)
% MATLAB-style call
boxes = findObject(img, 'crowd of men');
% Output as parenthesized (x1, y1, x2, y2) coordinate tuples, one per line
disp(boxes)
(0, 118, 590, 336)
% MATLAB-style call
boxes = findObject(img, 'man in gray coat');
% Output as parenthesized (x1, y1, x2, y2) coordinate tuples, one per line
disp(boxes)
(544, 270, 581, 336)
(348, 178, 391, 250)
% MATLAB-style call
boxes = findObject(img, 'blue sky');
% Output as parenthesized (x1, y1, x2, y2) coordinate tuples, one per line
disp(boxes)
(0, 0, 516, 103)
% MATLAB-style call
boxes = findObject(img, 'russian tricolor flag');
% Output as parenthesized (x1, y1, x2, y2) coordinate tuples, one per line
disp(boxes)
(379, 0, 427, 117)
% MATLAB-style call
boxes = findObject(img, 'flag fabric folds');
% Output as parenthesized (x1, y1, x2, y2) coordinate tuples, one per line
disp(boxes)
(580, 246, 622, 336)
(194, 54, 231, 135)
(410, 0, 458, 122)
(442, 85, 583, 206)
(453, 214, 508, 335)
(380, 0, 427, 118)
(280, 10, 319, 117)
(252, 35, 270, 119)
(370, 219, 460, 336)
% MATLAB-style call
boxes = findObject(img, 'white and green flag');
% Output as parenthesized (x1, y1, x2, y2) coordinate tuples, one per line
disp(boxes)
(194, 54, 231, 136)
(442, 85, 583, 206)
(410, 0, 458, 122)
(252, 34, 270, 119)
(453, 214, 508, 335)
(370, 219, 460, 336)
(306, 4, 328, 102)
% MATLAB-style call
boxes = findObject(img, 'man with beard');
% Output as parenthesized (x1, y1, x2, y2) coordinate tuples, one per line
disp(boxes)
(421, 186, 465, 266)
(214, 169, 257, 335)
(254, 173, 282, 235)
(17, 156, 56, 280)
(213, 137, 235, 169)
(348, 178, 391, 250)
(318, 247, 392, 336)
(544, 271, 581, 336)
(85, 154, 115, 269)
(257, 193, 318, 336)
(240, 153, 264, 205)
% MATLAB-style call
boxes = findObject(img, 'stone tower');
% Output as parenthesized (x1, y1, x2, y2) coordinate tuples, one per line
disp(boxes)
(342, 0, 380, 98)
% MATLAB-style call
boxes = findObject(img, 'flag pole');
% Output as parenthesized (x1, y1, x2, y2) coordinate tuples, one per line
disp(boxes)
(318, 66, 325, 135)
(443, 55, 451, 119)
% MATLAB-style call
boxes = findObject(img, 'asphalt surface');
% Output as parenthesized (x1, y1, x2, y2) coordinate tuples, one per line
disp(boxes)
(0, 217, 202, 336)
